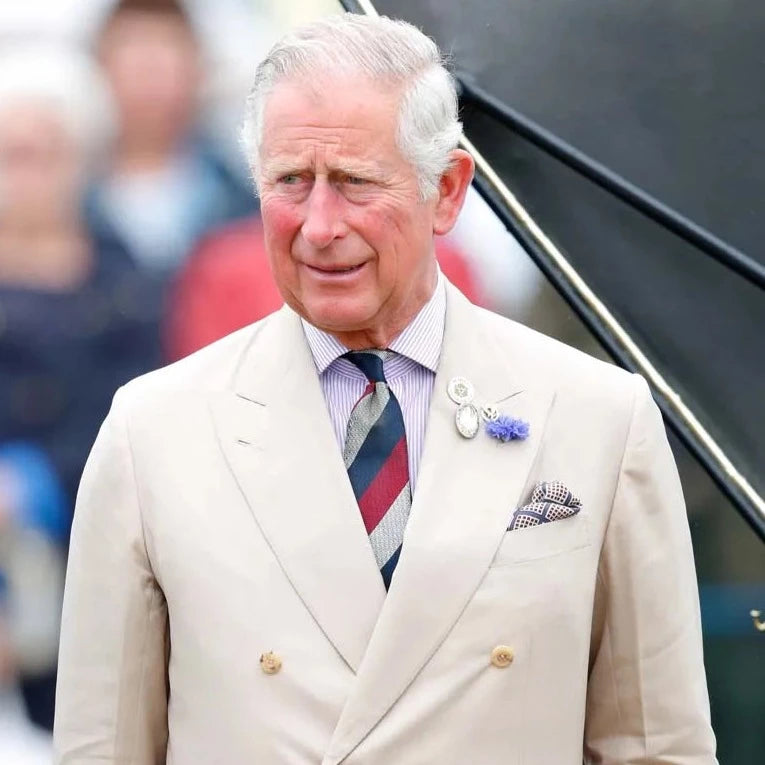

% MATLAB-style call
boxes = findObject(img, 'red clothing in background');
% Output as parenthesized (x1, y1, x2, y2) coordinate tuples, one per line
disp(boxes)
(166, 217, 485, 361)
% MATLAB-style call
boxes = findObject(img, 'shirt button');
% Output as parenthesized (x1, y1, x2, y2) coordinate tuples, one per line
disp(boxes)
(260, 651, 282, 675)
(490, 645, 514, 668)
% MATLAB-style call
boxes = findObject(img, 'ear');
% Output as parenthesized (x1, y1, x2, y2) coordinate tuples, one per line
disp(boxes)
(432, 149, 475, 236)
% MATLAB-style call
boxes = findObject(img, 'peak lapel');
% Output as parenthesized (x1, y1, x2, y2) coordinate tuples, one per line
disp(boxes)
(211, 308, 386, 672)
(324, 286, 555, 764)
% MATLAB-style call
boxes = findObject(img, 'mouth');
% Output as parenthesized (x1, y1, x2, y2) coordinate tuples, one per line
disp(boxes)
(304, 262, 367, 277)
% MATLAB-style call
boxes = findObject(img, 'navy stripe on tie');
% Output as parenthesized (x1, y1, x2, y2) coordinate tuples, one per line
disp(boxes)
(380, 544, 402, 589)
(347, 394, 405, 499)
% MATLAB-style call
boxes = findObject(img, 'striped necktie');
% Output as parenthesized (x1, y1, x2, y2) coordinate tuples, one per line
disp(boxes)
(343, 351, 411, 590)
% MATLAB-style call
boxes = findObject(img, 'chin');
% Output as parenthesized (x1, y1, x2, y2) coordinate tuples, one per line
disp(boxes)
(303, 297, 378, 336)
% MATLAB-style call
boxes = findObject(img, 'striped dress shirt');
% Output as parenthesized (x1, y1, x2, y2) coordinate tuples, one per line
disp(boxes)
(302, 274, 446, 491)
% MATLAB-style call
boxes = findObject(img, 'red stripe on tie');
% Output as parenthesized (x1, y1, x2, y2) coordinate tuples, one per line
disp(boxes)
(358, 436, 409, 534)
(350, 381, 376, 411)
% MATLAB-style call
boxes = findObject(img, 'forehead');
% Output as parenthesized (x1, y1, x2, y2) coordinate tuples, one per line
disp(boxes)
(260, 75, 405, 169)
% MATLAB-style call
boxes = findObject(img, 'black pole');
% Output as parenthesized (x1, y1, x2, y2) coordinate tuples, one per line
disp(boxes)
(459, 76, 765, 292)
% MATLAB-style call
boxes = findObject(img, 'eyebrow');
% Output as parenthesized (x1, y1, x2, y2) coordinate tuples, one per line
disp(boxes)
(261, 159, 304, 178)
(262, 158, 387, 182)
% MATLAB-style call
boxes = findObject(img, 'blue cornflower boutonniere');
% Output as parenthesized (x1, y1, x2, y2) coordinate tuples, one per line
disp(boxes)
(447, 377, 530, 442)
(485, 414, 530, 442)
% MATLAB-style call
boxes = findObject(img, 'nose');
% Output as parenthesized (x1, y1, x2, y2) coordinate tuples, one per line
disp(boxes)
(301, 179, 347, 249)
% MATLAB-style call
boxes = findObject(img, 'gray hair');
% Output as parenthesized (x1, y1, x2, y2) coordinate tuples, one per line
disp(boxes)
(240, 12, 462, 200)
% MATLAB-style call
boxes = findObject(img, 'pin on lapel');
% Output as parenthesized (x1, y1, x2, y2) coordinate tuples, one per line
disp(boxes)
(448, 377, 480, 438)
(447, 377, 530, 442)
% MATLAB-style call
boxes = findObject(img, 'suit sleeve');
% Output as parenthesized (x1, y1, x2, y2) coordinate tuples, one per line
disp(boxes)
(54, 388, 169, 764)
(584, 375, 717, 764)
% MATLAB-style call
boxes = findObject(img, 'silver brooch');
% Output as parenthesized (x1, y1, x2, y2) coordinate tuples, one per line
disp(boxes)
(455, 403, 481, 438)
(447, 376, 475, 405)
(481, 405, 499, 422)
(448, 377, 481, 439)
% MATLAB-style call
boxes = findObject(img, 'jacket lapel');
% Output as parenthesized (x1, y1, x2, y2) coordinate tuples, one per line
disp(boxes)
(211, 307, 386, 672)
(324, 285, 555, 763)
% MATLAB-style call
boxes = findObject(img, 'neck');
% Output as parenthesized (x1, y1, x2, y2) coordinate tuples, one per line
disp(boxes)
(331, 268, 438, 350)
(335, 327, 403, 351)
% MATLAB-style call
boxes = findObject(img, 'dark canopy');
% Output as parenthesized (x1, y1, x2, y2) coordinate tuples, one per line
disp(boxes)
(368, 0, 765, 505)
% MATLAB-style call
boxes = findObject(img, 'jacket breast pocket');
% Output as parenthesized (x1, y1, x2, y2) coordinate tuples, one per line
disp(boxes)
(490, 512, 591, 567)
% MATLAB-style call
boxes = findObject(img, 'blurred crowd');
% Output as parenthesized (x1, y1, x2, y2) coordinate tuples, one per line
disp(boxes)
(0, 0, 538, 759)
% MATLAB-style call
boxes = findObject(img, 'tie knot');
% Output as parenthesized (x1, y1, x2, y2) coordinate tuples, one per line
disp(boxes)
(344, 351, 389, 384)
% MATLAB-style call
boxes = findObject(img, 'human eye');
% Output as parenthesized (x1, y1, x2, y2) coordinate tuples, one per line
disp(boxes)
(278, 173, 301, 185)
(337, 170, 371, 187)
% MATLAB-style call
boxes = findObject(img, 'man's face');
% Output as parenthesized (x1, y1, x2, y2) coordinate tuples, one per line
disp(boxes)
(258, 76, 439, 347)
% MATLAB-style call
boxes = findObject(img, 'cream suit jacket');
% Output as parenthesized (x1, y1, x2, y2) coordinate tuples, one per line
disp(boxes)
(54, 282, 717, 764)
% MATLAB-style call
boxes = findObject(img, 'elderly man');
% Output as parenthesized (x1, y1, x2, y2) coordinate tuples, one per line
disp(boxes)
(54, 13, 717, 765)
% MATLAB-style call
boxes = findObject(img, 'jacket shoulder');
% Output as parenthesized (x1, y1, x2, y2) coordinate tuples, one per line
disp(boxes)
(478, 305, 641, 407)
(117, 313, 275, 406)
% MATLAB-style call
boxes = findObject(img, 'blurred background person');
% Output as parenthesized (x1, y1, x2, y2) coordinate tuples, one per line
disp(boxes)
(86, 0, 256, 278)
(0, 42, 164, 730)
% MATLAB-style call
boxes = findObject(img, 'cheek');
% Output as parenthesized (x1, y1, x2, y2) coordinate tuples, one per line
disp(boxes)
(262, 200, 301, 252)
(360, 204, 425, 269)
(355, 203, 406, 250)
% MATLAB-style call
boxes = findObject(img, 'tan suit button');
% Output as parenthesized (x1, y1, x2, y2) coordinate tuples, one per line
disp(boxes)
(490, 645, 514, 668)
(260, 651, 282, 675)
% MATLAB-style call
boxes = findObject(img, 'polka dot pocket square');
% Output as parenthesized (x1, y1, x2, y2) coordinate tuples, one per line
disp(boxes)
(508, 481, 582, 531)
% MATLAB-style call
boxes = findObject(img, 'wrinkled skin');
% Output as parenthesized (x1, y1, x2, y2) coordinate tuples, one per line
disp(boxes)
(257, 75, 474, 349)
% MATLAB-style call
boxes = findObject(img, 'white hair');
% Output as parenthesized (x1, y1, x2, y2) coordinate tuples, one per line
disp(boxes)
(240, 12, 462, 200)
(0, 42, 116, 171)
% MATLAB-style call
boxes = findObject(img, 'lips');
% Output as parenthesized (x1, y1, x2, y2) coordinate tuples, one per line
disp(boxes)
(304, 263, 365, 275)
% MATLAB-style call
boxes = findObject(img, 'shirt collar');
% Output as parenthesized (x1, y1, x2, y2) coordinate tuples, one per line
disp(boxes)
(302, 270, 446, 375)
